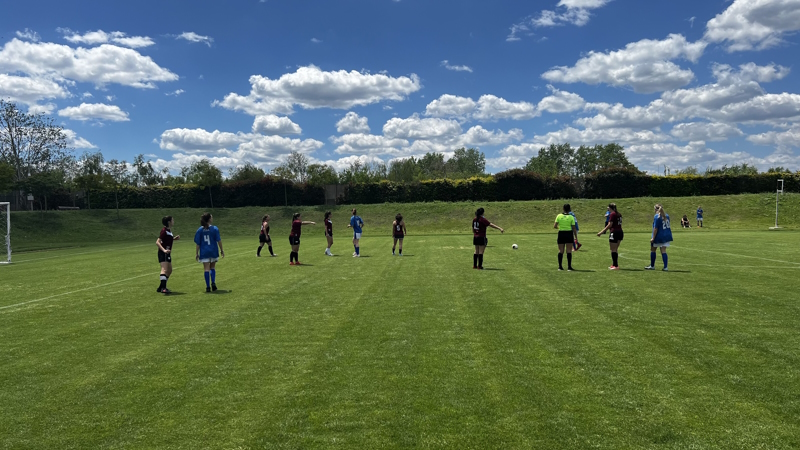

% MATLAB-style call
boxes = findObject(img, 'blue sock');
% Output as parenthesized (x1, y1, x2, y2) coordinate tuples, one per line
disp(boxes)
(204, 271, 210, 287)
(356, 246, 360, 255)
(650, 252, 657, 267)
(210, 269, 216, 284)
(662, 253, 668, 268)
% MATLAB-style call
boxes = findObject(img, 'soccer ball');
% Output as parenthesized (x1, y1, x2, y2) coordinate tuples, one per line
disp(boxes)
(512, 244, 518, 249)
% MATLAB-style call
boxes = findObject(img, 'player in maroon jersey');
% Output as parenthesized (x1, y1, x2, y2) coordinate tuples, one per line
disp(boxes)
(472, 207, 504, 269)
(392, 213, 407, 256)
(597, 203, 624, 270)
(156, 215, 180, 294)
(324, 211, 334, 256)
(257, 214, 275, 257)
(289, 212, 315, 265)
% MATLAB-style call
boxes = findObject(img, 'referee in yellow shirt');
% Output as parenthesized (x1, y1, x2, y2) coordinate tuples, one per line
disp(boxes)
(554, 204, 579, 271)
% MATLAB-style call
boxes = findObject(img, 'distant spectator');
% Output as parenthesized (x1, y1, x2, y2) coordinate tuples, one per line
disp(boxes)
(680, 215, 691, 228)
(697, 206, 704, 227)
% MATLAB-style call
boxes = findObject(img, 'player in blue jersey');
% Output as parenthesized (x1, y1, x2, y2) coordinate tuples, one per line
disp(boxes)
(348, 209, 365, 257)
(194, 212, 225, 292)
(646, 204, 673, 271)
(568, 210, 582, 250)
(696, 206, 704, 227)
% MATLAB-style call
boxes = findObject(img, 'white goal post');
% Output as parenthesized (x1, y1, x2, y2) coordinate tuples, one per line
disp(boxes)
(770, 179, 784, 230)
(0, 202, 9, 264)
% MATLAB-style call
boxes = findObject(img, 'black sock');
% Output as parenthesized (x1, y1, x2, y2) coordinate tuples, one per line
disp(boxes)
(478, 254, 484, 268)
(268, 246, 274, 256)
(567, 253, 573, 268)
(399, 249, 402, 255)
(612, 252, 619, 267)
(295, 252, 300, 263)
(558, 253, 564, 269)
(290, 252, 294, 262)
(473, 254, 478, 267)
(257, 246, 262, 256)
(158, 274, 167, 290)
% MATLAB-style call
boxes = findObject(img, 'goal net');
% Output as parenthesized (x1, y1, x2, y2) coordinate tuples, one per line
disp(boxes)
(0, 202, 10, 264)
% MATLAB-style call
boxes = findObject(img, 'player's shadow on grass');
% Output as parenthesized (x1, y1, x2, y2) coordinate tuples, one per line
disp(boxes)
(207, 290, 232, 294)
(618, 268, 642, 272)
(567, 269, 596, 273)
(482, 267, 504, 271)
(164, 292, 187, 296)
(665, 270, 691, 273)
(296, 264, 315, 267)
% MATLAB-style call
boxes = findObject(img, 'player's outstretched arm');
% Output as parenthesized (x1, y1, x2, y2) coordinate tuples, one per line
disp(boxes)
(302, 221, 315, 225)
(490, 223, 504, 233)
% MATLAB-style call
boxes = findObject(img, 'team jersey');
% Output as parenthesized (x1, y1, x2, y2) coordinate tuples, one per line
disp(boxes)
(653, 214, 674, 243)
(159, 227, 174, 251)
(605, 210, 610, 225)
(350, 215, 364, 233)
(697, 208, 704, 218)
(325, 219, 333, 234)
(608, 211, 623, 232)
(194, 226, 221, 259)
(568, 212, 579, 232)
(290, 220, 302, 237)
(260, 222, 270, 236)
(393, 221, 405, 236)
(555, 214, 576, 231)
(473, 216, 491, 237)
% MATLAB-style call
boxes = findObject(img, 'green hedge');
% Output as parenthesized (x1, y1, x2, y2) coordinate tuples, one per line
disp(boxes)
(30, 170, 799, 210)
(87, 178, 324, 209)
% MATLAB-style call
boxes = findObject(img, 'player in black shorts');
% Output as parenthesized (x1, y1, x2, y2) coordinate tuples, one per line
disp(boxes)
(257, 215, 275, 257)
(156, 215, 180, 294)
(597, 203, 624, 270)
(392, 213, 407, 256)
(289, 212, 315, 265)
(324, 211, 334, 256)
(472, 207, 504, 269)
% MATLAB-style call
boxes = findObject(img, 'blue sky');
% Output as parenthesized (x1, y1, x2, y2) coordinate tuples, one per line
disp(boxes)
(2, 0, 800, 175)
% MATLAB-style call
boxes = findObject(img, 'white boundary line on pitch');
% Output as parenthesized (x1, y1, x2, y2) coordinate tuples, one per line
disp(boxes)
(10, 244, 153, 264)
(0, 251, 249, 313)
(668, 245, 800, 266)
(617, 253, 799, 270)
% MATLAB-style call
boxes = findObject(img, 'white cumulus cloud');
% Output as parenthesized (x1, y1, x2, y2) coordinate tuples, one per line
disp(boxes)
(507, 0, 611, 41)
(336, 112, 371, 134)
(441, 60, 473, 73)
(59, 29, 155, 48)
(175, 32, 214, 47)
(62, 129, 97, 149)
(705, 0, 800, 52)
(541, 34, 707, 94)
(58, 103, 130, 122)
(0, 74, 69, 105)
(670, 122, 744, 141)
(252, 115, 303, 135)
(214, 65, 422, 115)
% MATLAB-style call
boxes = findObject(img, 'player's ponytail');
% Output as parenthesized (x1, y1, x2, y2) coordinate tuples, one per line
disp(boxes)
(655, 204, 666, 221)
(293, 213, 301, 221)
(200, 212, 212, 229)
(162, 215, 172, 227)
(476, 207, 485, 218)
(608, 203, 620, 217)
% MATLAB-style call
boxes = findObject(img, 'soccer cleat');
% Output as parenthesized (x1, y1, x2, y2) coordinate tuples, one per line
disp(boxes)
(212, 284, 218, 292)
(644, 266, 656, 270)
(576, 243, 582, 250)
(473, 266, 479, 269)
(295, 262, 301, 266)
(609, 266, 620, 270)
(289, 262, 295, 266)
(662, 267, 669, 272)
(353, 252, 357, 256)
(206, 287, 211, 293)
(257, 254, 261, 258)
(353, 254, 359, 258)
(156, 287, 162, 293)
(558, 267, 564, 271)
(271, 254, 278, 257)
(477, 267, 484, 270)
(162, 288, 172, 295)
(568, 267, 574, 272)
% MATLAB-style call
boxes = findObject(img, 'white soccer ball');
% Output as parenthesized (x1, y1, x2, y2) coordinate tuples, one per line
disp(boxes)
(512, 244, 518, 249)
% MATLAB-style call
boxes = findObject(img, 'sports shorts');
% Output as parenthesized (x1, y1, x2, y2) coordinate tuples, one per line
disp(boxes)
(652, 241, 671, 248)
(609, 230, 624, 243)
(259, 234, 271, 244)
(158, 250, 172, 263)
(557, 230, 574, 245)
(289, 236, 300, 246)
(354, 232, 362, 240)
(198, 257, 218, 264)
(473, 236, 488, 246)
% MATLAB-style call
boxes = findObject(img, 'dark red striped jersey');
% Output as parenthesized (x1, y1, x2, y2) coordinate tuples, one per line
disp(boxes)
(260, 222, 270, 236)
(325, 218, 332, 234)
(472, 217, 490, 237)
(159, 227, 174, 251)
(609, 211, 623, 232)
(290, 220, 302, 237)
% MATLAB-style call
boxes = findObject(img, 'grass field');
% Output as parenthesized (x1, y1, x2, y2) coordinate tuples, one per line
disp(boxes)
(2, 211, 800, 449)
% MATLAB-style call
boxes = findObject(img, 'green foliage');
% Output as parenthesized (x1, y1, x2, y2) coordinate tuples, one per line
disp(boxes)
(306, 163, 339, 186)
(525, 143, 639, 177)
(228, 163, 266, 183)
(74, 151, 105, 209)
(181, 159, 223, 188)
(340, 160, 387, 184)
(0, 161, 14, 192)
(388, 157, 423, 182)
(132, 154, 164, 186)
(705, 163, 759, 176)
(272, 151, 310, 183)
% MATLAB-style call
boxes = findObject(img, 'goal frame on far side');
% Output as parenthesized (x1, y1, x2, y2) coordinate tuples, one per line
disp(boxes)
(0, 202, 10, 264)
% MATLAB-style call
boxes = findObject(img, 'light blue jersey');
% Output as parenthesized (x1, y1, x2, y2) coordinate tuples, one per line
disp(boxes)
(653, 214, 673, 244)
(568, 211, 579, 232)
(194, 226, 221, 259)
(350, 215, 364, 233)
(604, 210, 610, 225)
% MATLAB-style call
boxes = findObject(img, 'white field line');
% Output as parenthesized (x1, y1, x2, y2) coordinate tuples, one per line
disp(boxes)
(11, 244, 153, 264)
(668, 245, 800, 266)
(617, 253, 800, 270)
(0, 251, 249, 313)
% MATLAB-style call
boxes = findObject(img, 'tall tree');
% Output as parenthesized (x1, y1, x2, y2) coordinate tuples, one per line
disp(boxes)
(271, 151, 310, 183)
(388, 157, 422, 182)
(181, 159, 223, 208)
(339, 161, 387, 184)
(104, 159, 130, 219)
(573, 143, 638, 175)
(74, 152, 105, 209)
(228, 163, 266, 182)
(418, 153, 447, 179)
(446, 148, 486, 177)
(0, 100, 72, 206)
(525, 143, 575, 177)
(306, 164, 339, 186)
(0, 162, 14, 193)
(19, 169, 66, 213)
(132, 154, 163, 186)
